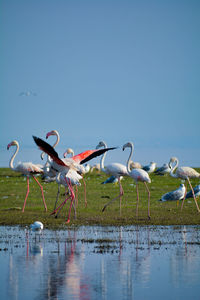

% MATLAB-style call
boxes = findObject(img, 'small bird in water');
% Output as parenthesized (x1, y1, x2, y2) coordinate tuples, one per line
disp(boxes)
(30, 221, 44, 232)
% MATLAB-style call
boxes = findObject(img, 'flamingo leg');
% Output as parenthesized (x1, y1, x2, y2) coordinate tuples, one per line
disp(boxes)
(53, 195, 71, 218)
(82, 177, 87, 207)
(50, 196, 71, 216)
(22, 176, 30, 212)
(181, 183, 187, 211)
(187, 178, 200, 213)
(102, 178, 124, 215)
(54, 184, 61, 210)
(66, 178, 76, 223)
(75, 185, 78, 207)
(136, 184, 139, 217)
(144, 182, 151, 219)
(33, 175, 47, 212)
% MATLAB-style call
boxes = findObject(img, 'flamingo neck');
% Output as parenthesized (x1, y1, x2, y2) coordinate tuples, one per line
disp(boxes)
(126, 145, 133, 175)
(99, 142, 107, 173)
(170, 158, 179, 178)
(52, 131, 60, 148)
(9, 143, 19, 170)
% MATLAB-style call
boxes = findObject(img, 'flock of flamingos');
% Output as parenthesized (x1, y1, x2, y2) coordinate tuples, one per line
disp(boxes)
(7, 130, 200, 223)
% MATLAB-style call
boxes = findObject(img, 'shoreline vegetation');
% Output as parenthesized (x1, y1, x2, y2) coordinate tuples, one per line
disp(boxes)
(0, 168, 200, 228)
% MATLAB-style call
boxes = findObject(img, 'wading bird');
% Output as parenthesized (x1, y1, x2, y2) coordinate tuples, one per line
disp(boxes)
(123, 142, 151, 219)
(169, 157, 200, 212)
(96, 141, 128, 215)
(33, 136, 116, 223)
(30, 221, 44, 231)
(7, 140, 47, 212)
(159, 184, 186, 203)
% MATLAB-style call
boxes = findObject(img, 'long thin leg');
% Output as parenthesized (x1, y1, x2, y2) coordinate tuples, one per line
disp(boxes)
(144, 182, 151, 219)
(33, 176, 47, 212)
(187, 178, 200, 213)
(181, 183, 187, 211)
(102, 178, 124, 215)
(22, 176, 30, 212)
(54, 184, 61, 210)
(136, 184, 139, 217)
(82, 177, 87, 207)
(50, 194, 71, 216)
(66, 179, 75, 223)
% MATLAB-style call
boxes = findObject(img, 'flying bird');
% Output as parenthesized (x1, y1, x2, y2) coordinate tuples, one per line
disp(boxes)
(169, 157, 200, 212)
(123, 142, 151, 219)
(96, 141, 128, 215)
(33, 136, 116, 223)
(159, 184, 186, 203)
(7, 140, 47, 212)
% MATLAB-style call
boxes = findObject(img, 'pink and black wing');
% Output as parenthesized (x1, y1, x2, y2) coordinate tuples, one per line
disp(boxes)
(77, 148, 117, 165)
(32, 136, 66, 167)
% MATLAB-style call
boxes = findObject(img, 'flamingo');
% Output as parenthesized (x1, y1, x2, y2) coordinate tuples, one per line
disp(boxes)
(7, 140, 47, 212)
(43, 131, 87, 208)
(169, 157, 200, 212)
(33, 136, 116, 223)
(142, 162, 157, 173)
(63, 148, 90, 207)
(96, 141, 128, 215)
(159, 184, 186, 203)
(123, 142, 151, 219)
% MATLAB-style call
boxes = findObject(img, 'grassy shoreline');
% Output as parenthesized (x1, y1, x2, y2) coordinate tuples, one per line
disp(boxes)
(0, 168, 200, 228)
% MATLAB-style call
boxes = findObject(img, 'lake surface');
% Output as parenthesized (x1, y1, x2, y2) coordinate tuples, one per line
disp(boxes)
(0, 225, 200, 300)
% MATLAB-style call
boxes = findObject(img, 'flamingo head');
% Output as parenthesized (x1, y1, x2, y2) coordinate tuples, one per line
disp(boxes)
(7, 140, 18, 150)
(96, 141, 106, 149)
(46, 130, 58, 139)
(63, 148, 74, 158)
(122, 142, 134, 151)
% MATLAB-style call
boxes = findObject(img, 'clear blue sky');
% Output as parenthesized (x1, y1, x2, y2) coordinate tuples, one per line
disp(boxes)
(1, 0, 200, 167)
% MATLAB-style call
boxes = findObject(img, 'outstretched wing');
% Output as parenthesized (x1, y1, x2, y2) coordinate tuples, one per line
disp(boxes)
(32, 136, 67, 167)
(79, 147, 116, 165)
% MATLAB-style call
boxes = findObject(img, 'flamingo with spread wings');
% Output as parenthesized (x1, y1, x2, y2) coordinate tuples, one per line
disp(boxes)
(33, 136, 116, 223)
(7, 140, 47, 212)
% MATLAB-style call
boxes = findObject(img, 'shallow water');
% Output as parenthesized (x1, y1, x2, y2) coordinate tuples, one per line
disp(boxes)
(0, 225, 200, 300)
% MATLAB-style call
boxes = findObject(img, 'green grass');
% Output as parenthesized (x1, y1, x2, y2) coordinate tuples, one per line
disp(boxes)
(0, 168, 200, 228)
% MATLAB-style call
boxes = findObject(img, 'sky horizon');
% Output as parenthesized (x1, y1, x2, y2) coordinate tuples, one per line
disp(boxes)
(1, 0, 200, 168)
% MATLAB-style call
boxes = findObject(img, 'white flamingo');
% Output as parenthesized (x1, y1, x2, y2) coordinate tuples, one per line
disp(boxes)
(7, 140, 47, 212)
(123, 142, 151, 219)
(33, 136, 116, 223)
(169, 157, 200, 212)
(96, 141, 128, 215)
